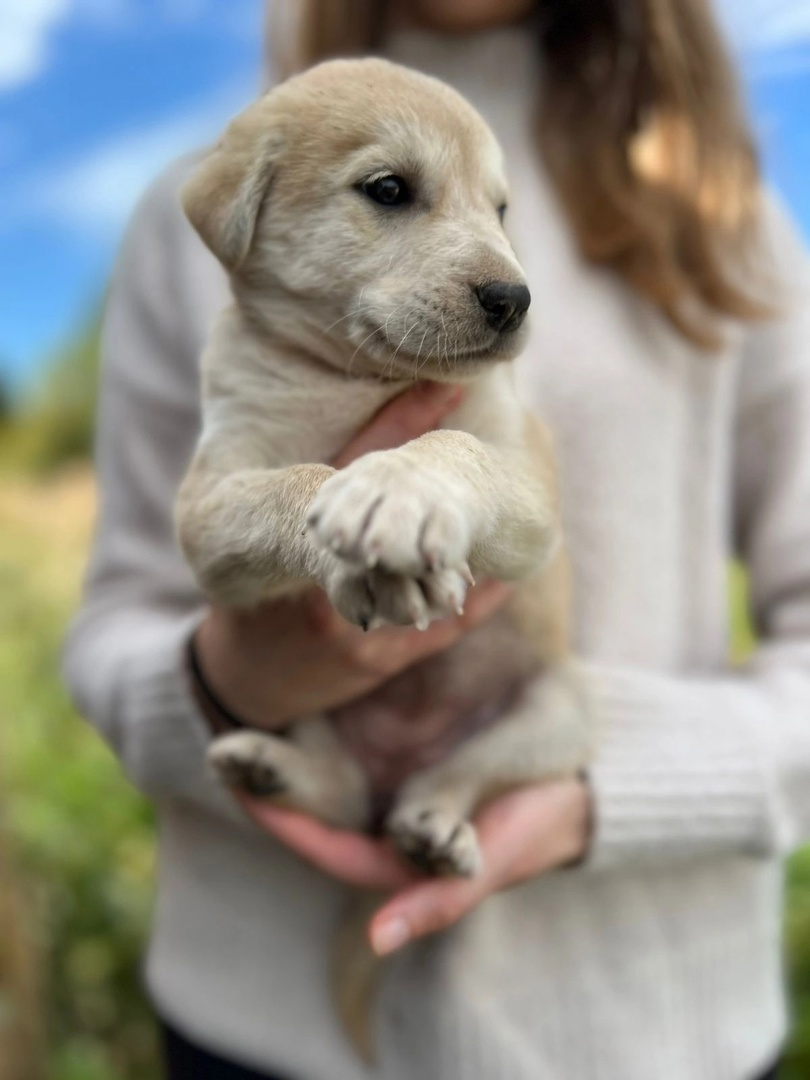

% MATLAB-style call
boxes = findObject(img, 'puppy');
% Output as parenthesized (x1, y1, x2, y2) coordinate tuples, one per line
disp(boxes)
(176, 56, 593, 1050)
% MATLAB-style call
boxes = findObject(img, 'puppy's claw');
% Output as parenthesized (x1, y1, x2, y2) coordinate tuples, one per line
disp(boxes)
(461, 562, 475, 588)
(407, 594, 431, 631)
(423, 551, 443, 573)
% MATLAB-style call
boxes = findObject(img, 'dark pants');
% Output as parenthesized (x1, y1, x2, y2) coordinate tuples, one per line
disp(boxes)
(163, 1021, 781, 1080)
(162, 1023, 293, 1080)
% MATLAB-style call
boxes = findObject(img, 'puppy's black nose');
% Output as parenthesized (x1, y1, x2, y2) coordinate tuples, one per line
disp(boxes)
(475, 281, 531, 333)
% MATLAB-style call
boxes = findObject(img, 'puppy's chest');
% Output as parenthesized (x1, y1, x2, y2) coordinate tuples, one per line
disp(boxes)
(328, 604, 541, 796)
(248, 375, 406, 465)
(225, 356, 513, 467)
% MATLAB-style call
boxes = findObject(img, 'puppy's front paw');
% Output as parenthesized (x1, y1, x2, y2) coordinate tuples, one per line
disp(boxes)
(307, 454, 471, 579)
(325, 561, 468, 631)
(387, 804, 482, 877)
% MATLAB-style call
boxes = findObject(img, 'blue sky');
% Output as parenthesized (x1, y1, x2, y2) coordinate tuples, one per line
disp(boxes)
(0, 0, 807, 392)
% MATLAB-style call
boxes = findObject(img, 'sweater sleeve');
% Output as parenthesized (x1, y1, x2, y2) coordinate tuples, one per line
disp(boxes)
(62, 157, 235, 808)
(586, 199, 810, 870)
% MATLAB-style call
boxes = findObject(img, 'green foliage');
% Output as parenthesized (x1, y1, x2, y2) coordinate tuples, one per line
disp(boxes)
(0, 320, 100, 476)
(0, 474, 159, 1080)
(0, 374, 14, 423)
(784, 848, 810, 1079)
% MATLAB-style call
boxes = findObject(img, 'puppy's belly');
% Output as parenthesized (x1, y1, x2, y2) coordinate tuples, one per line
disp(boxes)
(329, 605, 541, 799)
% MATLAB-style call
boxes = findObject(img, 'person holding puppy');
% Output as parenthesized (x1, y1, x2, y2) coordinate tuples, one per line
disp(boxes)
(64, 1, 810, 1078)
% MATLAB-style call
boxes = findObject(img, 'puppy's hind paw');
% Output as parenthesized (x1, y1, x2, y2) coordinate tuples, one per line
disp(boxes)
(208, 731, 288, 798)
(387, 805, 482, 877)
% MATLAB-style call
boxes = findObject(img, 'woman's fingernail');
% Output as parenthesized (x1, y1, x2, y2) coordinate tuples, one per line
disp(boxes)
(372, 917, 410, 956)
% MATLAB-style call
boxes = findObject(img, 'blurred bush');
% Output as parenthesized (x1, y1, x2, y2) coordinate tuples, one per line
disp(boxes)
(0, 325, 160, 1080)
(0, 537, 158, 1080)
(0, 824, 43, 1080)
(0, 320, 100, 476)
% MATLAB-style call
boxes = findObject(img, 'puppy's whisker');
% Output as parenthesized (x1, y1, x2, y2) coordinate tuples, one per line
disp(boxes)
(390, 319, 420, 369)
(413, 326, 430, 377)
(346, 323, 386, 375)
(439, 314, 450, 376)
(376, 302, 409, 383)
(381, 301, 407, 348)
(321, 309, 363, 338)
(420, 342, 438, 380)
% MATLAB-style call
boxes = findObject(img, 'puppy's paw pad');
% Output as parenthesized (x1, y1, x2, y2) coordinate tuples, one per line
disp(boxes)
(308, 457, 471, 577)
(324, 565, 375, 628)
(207, 733, 288, 798)
(388, 806, 482, 877)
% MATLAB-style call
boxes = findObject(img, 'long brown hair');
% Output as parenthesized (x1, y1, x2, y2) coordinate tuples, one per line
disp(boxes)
(270, 0, 769, 348)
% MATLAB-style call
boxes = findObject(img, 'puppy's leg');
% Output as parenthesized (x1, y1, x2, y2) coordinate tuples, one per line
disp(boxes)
(208, 716, 370, 830)
(387, 660, 594, 875)
(307, 414, 560, 593)
(177, 449, 467, 627)
(176, 450, 337, 606)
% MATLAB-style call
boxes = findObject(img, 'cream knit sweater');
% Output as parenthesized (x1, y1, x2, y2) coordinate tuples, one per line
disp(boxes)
(63, 26, 810, 1080)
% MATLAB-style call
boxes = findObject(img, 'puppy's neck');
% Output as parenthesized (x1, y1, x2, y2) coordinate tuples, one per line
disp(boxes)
(232, 283, 395, 385)
(202, 302, 518, 468)
(232, 283, 483, 388)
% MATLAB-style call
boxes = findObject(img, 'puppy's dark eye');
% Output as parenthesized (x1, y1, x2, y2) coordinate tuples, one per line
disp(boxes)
(497, 203, 507, 224)
(361, 175, 411, 207)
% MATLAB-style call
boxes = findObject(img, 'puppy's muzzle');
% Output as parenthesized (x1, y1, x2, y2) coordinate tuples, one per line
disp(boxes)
(475, 281, 531, 334)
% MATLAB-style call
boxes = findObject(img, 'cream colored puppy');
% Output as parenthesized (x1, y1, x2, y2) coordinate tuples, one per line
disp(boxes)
(176, 58, 593, 878)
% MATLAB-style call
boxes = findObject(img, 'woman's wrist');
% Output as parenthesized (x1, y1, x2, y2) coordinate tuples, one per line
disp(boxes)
(192, 612, 291, 732)
(186, 629, 258, 735)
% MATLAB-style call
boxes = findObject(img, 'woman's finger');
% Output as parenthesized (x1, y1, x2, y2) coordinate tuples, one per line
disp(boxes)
(238, 797, 416, 890)
(367, 782, 590, 953)
(369, 873, 489, 955)
(333, 381, 463, 468)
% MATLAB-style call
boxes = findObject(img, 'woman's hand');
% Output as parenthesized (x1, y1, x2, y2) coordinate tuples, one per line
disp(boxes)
(215, 377, 591, 942)
(242, 777, 592, 950)
(194, 381, 513, 729)
(368, 778, 591, 952)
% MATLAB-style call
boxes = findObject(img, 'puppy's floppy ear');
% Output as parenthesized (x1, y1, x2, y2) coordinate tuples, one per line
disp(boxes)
(181, 121, 283, 271)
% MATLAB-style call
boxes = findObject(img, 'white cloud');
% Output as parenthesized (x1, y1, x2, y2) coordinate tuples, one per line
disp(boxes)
(0, 0, 71, 89)
(161, 0, 208, 23)
(0, 0, 139, 91)
(715, 0, 810, 54)
(0, 0, 257, 92)
(24, 75, 257, 239)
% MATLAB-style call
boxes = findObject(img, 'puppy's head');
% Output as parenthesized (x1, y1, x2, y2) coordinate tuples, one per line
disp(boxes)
(183, 58, 530, 378)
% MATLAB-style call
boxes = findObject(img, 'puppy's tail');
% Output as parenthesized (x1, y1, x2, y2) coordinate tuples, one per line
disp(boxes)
(331, 892, 387, 1065)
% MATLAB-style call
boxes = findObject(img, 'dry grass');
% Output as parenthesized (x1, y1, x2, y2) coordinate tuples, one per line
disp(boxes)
(0, 464, 95, 605)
